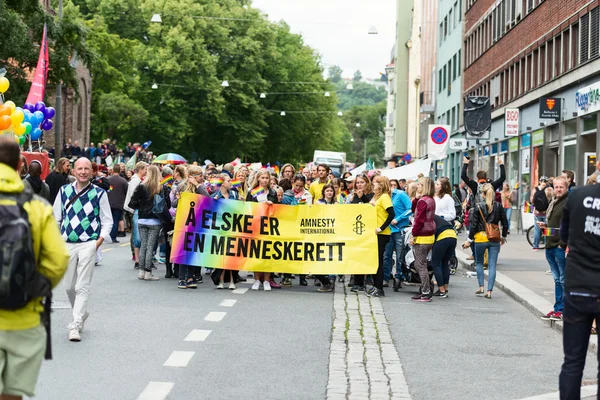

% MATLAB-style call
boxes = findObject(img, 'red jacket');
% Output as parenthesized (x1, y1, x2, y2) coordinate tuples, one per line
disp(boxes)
(412, 196, 436, 237)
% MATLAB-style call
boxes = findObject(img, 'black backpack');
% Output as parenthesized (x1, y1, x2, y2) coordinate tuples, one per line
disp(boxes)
(0, 189, 53, 359)
(533, 188, 549, 212)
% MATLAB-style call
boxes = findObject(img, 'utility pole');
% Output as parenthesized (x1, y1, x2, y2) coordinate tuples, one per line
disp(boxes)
(54, 0, 63, 156)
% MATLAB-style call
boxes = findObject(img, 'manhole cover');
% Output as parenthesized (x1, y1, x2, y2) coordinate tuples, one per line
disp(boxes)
(51, 301, 71, 310)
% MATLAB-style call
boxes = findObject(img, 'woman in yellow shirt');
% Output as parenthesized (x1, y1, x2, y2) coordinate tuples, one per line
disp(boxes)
(432, 215, 458, 298)
(366, 175, 395, 298)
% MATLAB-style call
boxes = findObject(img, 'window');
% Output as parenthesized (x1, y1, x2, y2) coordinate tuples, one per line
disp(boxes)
(449, 9, 454, 32)
(444, 16, 448, 39)
(438, 70, 443, 93)
(447, 61, 452, 94)
(540, 44, 546, 84)
(453, 54, 458, 80)
(547, 39, 554, 79)
(526, 54, 532, 91)
(439, 22, 444, 44)
(442, 65, 447, 90)
(572, 22, 579, 68)
(451, 107, 456, 131)
(591, 8, 599, 59)
(532, 49, 538, 88)
(581, 13, 589, 64)
(562, 30, 570, 72)
(77, 102, 83, 131)
(555, 35, 561, 75)
(520, 58, 525, 95)
(458, 49, 461, 75)
(454, 2, 459, 26)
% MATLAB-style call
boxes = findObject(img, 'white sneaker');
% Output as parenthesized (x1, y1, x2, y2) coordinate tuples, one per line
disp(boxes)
(144, 271, 159, 281)
(138, 269, 145, 280)
(263, 281, 272, 291)
(217, 282, 224, 290)
(81, 312, 89, 331)
(251, 280, 261, 290)
(68, 329, 81, 342)
(229, 282, 236, 290)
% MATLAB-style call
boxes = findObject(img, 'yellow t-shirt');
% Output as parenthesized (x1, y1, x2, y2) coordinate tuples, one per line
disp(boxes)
(415, 235, 435, 244)
(474, 231, 489, 243)
(309, 179, 329, 201)
(375, 194, 393, 235)
(436, 229, 458, 242)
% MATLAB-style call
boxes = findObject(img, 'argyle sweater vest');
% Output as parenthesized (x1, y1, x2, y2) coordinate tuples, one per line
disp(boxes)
(59, 183, 105, 243)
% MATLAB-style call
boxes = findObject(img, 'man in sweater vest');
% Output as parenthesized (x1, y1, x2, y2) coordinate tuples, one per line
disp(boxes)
(537, 176, 568, 322)
(52, 158, 113, 342)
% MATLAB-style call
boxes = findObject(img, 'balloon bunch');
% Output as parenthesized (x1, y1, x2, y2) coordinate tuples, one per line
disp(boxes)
(0, 76, 54, 145)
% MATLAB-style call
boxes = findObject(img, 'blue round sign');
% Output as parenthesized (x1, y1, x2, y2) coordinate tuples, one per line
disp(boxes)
(403, 153, 412, 162)
(431, 126, 448, 145)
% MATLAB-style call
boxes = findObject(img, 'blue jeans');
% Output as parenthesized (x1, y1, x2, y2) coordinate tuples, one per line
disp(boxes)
(533, 215, 546, 248)
(545, 246, 566, 312)
(131, 210, 141, 248)
(559, 294, 600, 400)
(110, 208, 122, 241)
(504, 207, 512, 231)
(383, 231, 406, 280)
(475, 241, 501, 291)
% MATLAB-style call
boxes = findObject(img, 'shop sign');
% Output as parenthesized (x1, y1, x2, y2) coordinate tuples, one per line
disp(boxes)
(500, 140, 508, 153)
(532, 129, 544, 147)
(576, 82, 600, 116)
(521, 148, 530, 174)
(539, 97, 562, 120)
(505, 108, 519, 137)
(509, 137, 519, 152)
(491, 143, 498, 155)
(521, 133, 531, 148)
(449, 138, 468, 150)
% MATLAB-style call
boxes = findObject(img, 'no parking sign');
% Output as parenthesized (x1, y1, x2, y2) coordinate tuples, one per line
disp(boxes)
(427, 125, 450, 160)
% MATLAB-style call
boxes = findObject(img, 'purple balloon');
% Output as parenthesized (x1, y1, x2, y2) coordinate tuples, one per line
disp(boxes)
(44, 106, 55, 119)
(41, 119, 53, 131)
(34, 101, 46, 113)
(23, 103, 35, 112)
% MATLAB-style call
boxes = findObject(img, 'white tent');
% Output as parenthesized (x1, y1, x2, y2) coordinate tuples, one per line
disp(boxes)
(381, 159, 432, 180)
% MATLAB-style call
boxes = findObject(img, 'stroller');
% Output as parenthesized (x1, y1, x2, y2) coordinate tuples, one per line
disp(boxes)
(392, 227, 458, 292)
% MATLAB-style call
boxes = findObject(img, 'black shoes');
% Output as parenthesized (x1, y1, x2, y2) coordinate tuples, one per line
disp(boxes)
(299, 277, 308, 286)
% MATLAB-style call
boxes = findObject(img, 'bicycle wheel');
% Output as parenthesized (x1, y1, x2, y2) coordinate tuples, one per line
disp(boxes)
(526, 226, 547, 249)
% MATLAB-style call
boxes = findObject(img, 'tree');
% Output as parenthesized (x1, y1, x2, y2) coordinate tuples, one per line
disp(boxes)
(342, 101, 386, 166)
(352, 70, 362, 82)
(328, 65, 343, 83)
(336, 80, 387, 111)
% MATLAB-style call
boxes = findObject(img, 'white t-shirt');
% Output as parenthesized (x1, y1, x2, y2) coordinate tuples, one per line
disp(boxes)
(434, 194, 456, 222)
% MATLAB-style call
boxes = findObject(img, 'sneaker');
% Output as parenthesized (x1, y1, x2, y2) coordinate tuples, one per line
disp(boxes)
(545, 270, 553, 275)
(299, 277, 308, 286)
(367, 287, 377, 295)
(383, 280, 389, 288)
(434, 290, 448, 298)
(134, 262, 140, 269)
(541, 311, 555, 320)
(178, 280, 187, 289)
(251, 280, 261, 290)
(532, 247, 539, 252)
(81, 312, 90, 331)
(205, 268, 213, 275)
(157, 257, 165, 264)
(263, 281, 272, 291)
(281, 278, 292, 287)
(268, 279, 282, 289)
(68, 329, 81, 342)
(484, 292, 492, 299)
(144, 271, 159, 281)
(350, 285, 365, 293)
(138, 269, 145, 280)
(111, 239, 120, 244)
(197, 275, 203, 284)
(475, 288, 485, 296)
(411, 293, 432, 302)
(367, 288, 385, 297)
(550, 311, 563, 321)
(186, 279, 197, 289)
(228, 282, 236, 290)
(314, 279, 321, 287)
(217, 282, 224, 290)
(317, 285, 333, 292)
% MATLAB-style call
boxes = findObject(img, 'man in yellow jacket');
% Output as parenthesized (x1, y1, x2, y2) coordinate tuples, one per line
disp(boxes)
(0, 136, 69, 399)
(309, 164, 331, 201)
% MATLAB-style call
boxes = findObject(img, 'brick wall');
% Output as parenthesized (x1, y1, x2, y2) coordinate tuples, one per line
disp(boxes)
(464, 0, 596, 93)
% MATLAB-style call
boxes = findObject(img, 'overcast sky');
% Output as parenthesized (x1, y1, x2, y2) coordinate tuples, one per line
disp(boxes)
(251, 0, 397, 80)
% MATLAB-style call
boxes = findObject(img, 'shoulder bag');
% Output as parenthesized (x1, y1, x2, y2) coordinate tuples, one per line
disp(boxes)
(478, 203, 501, 242)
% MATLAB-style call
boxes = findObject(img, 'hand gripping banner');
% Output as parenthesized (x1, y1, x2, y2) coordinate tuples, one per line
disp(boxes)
(170, 193, 378, 275)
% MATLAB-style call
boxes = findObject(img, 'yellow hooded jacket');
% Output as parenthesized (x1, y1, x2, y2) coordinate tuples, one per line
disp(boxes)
(0, 163, 70, 330)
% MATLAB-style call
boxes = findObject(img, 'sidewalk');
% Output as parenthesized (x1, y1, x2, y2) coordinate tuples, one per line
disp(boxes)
(454, 230, 598, 353)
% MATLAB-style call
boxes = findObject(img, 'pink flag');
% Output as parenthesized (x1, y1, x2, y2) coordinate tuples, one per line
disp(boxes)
(26, 24, 49, 105)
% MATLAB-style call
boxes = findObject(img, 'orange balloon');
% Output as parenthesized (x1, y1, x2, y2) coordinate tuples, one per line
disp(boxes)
(0, 105, 10, 117)
(0, 115, 12, 130)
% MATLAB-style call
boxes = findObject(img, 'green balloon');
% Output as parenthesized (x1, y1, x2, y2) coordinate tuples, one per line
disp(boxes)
(23, 122, 32, 135)
(18, 135, 26, 145)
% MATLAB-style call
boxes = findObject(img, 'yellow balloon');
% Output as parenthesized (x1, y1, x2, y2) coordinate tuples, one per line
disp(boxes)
(14, 123, 26, 136)
(4, 101, 15, 112)
(14, 135, 20, 143)
(10, 109, 24, 127)
(0, 77, 9, 93)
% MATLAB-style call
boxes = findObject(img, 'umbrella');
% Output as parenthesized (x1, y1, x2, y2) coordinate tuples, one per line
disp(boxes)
(154, 153, 187, 165)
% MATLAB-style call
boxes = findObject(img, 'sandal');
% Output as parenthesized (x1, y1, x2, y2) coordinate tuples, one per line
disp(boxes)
(484, 291, 492, 299)
(592, 327, 597, 335)
(475, 288, 484, 296)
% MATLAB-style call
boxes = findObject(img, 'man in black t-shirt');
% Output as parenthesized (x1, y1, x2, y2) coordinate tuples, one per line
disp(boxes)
(559, 181, 600, 399)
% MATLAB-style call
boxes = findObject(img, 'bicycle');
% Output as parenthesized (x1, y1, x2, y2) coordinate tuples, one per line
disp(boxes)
(526, 225, 546, 249)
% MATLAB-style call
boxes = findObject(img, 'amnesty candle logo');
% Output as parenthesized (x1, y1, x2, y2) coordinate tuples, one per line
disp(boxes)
(353, 215, 365, 235)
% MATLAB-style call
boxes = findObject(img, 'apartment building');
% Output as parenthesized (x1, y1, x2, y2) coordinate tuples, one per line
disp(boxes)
(435, 0, 464, 183)
(453, 0, 600, 195)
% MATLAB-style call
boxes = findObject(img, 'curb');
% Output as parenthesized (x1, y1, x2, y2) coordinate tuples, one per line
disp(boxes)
(455, 250, 598, 354)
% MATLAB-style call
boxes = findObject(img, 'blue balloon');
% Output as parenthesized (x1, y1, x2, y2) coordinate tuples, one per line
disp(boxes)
(33, 111, 44, 126)
(31, 128, 42, 141)
(23, 109, 33, 124)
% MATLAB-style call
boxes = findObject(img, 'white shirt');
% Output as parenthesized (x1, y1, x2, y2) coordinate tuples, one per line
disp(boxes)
(434, 194, 456, 222)
(123, 174, 142, 213)
(53, 181, 113, 242)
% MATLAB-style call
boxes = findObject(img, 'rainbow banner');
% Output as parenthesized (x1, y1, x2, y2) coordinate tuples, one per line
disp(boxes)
(543, 227, 559, 237)
(524, 202, 533, 213)
(210, 177, 224, 186)
(231, 179, 242, 189)
(161, 175, 173, 188)
(170, 193, 378, 274)
(250, 186, 266, 198)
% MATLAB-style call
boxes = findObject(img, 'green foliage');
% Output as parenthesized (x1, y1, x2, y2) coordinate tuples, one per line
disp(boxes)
(341, 101, 386, 166)
(352, 70, 362, 82)
(327, 65, 343, 83)
(0, 0, 92, 105)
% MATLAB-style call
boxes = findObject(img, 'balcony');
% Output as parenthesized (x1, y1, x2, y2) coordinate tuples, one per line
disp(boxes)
(419, 91, 435, 113)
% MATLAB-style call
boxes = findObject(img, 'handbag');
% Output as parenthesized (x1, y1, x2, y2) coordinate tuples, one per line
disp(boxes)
(478, 204, 501, 242)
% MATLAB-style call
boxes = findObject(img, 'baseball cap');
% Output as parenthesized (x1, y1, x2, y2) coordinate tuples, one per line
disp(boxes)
(345, 175, 356, 182)
(539, 176, 548, 182)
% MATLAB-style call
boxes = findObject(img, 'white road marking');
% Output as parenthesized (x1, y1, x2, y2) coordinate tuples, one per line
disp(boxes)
(101, 248, 113, 253)
(231, 288, 248, 294)
(219, 299, 237, 307)
(518, 385, 598, 399)
(204, 312, 226, 322)
(184, 329, 211, 342)
(137, 382, 174, 400)
(120, 243, 130, 247)
(163, 351, 195, 367)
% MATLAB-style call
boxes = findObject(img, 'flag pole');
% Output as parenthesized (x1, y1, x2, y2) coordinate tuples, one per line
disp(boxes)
(54, 0, 63, 156)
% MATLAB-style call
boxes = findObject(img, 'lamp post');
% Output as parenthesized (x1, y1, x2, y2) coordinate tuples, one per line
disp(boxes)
(54, 0, 63, 154)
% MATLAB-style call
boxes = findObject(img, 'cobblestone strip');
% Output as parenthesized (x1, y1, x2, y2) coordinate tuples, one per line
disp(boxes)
(327, 283, 412, 400)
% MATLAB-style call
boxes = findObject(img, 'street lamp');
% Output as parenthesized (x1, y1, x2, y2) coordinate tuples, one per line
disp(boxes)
(280, 111, 286, 116)
(337, 111, 343, 116)
(221, 80, 229, 87)
(355, 123, 360, 127)
(324, 91, 331, 97)
(260, 93, 266, 98)
(151, 13, 162, 23)
(368, 25, 378, 35)
(152, 83, 158, 90)
(346, 83, 353, 90)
